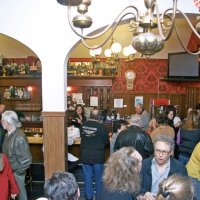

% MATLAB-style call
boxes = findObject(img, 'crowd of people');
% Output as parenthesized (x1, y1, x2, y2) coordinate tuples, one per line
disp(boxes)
(0, 101, 199, 200)
(43, 103, 198, 200)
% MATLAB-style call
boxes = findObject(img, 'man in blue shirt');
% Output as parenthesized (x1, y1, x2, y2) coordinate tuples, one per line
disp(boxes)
(137, 135, 187, 200)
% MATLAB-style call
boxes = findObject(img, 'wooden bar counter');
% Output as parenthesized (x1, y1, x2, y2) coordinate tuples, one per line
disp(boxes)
(27, 136, 44, 163)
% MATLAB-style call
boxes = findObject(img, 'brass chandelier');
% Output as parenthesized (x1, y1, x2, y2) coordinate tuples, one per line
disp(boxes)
(57, 0, 200, 57)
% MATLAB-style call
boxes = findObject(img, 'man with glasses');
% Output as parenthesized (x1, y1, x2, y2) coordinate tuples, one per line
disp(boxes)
(137, 135, 187, 200)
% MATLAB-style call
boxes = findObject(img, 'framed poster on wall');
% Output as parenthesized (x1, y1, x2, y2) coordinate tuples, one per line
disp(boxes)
(135, 96, 143, 107)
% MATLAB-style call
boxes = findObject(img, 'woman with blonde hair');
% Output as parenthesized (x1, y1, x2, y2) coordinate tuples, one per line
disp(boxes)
(101, 147, 142, 200)
(156, 174, 195, 200)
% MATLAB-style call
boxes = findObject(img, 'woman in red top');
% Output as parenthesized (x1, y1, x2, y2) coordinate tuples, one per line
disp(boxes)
(0, 153, 19, 200)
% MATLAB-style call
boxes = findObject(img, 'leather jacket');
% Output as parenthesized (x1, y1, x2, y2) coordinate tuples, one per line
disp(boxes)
(114, 125, 154, 159)
(2, 128, 32, 175)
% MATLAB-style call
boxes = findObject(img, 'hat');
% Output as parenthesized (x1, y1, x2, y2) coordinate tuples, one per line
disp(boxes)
(129, 114, 142, 127)
(173, 116, 181, 126)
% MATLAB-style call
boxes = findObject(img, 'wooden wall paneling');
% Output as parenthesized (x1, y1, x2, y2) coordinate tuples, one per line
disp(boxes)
(100, 88, 103, 109)
(111, 93, 186, 118)
(107, 88, 110, 109)
(86, 88, 90, 106)
(186, 87, 199, 112)
(42, 111, 66, 179)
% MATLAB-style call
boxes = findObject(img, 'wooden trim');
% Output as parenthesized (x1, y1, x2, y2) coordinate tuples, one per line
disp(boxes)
(42, 111, 66, 117)
(68, 78, 113, 87)
(42, 111, 67, 179)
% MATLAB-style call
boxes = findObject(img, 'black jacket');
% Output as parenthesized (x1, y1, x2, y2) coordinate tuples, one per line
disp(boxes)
(178, 128, 200, 157)
(80, 120, 109, 164)
(139, 156, 188, 194)
(114, 125, 154, 159)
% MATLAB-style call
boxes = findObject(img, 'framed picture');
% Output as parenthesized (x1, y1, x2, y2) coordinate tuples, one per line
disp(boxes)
(90, 96, 98, 107)
(114, 98, 123, 108)
(135, 96, 143, 107)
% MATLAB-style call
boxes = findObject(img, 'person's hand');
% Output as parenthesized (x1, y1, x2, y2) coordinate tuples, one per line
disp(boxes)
(11, 194, 17, 199)
(137, 195, 147, 200)
(76, 118, 81, 124)
(144, 192, 156, 200)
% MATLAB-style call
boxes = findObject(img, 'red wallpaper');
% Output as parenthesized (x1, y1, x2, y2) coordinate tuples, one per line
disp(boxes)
(112, 33, 200, 94)
(112, 58, 200, 94)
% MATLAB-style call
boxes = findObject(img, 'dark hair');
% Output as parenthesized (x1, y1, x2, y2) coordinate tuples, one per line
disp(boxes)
(113, 120, 128, 133)
(165, 105, 176, 118)
(156, 113, 168, 125)
(75, 104, 85, 116)
(44, 172, 78, 200)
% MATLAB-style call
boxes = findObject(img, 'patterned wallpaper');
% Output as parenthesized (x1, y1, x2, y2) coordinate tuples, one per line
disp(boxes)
(112, 33, 200, 94)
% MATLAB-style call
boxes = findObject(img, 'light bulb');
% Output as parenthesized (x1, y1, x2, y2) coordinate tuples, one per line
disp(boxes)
(111, 42, 122, 54)
(104, 48, 112, 57)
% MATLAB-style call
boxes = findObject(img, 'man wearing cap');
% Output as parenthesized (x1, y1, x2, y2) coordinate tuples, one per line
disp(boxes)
(114, 114, 153, 159)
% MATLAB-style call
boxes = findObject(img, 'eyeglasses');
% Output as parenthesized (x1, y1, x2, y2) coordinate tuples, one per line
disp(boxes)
(154, 149, 170, 156)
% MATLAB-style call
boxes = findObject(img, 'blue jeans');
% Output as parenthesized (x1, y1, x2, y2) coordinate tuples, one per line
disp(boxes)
(178, 154, 189, 166)
(82, 164, 104, 200)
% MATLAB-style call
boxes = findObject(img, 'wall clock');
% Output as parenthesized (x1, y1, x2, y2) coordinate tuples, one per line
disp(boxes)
(125, 70, 136, 90)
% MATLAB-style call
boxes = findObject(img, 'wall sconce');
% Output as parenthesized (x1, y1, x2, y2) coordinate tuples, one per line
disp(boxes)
(123, 45, 137, 62)
(89, 47, 102, 64)
(27, 86, 33, 98)
(67, 86, 72, 93)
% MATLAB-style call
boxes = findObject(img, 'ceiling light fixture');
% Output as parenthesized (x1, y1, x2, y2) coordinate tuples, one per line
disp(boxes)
(57, 0, 200, 57)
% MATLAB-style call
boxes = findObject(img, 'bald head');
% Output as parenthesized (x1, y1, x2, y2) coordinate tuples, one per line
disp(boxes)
(90, 108, 100, 120)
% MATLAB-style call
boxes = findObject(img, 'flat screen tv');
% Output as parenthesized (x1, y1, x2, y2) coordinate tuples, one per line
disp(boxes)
(168, 52, 199, 79)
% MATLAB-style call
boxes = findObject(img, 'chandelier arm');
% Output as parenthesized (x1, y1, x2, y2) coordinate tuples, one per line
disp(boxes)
(68, 5, 139, 40)
(155, 0, 177, 41)
(80, 12, 137, 49)
(174, 23, 200, 55)
(175, 9, 200, 40)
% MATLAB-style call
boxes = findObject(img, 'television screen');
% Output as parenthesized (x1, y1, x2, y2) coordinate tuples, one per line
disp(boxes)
(168, 52, 199, 78)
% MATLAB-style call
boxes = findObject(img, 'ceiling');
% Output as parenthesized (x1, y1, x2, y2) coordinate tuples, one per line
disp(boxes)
(0, 33, 37, 58)
(0, 14, 199, 60)
(69, 14, 199, 59)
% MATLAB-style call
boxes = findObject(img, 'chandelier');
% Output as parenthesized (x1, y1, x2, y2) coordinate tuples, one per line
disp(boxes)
(57, 0, 200, 57)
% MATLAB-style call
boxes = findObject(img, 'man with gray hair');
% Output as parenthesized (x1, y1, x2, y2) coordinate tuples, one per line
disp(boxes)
(135, 103, 150, 131)
(137, 135, 188, 200)
(44, 171, 80, 200)
(114, 114, 153, 159)
(2, 110, 32, 200)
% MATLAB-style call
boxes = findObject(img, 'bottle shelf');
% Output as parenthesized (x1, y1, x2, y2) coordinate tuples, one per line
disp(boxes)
(4, 98, 31, 101)
(15, 109, 41, 112)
